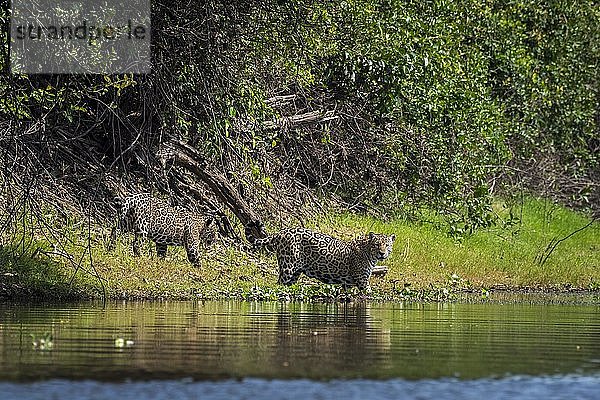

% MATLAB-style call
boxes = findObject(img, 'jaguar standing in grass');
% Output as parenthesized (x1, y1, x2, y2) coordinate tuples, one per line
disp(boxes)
(246, 222, 396, 292)
(110, 193, 216, 266)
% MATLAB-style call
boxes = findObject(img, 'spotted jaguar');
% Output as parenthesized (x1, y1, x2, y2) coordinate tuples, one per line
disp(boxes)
(246, 223, 395, 292)
(110, 193, 216, 266)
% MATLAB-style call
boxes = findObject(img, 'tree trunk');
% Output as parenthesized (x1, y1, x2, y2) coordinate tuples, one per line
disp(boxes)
(157, 141, 266, 241)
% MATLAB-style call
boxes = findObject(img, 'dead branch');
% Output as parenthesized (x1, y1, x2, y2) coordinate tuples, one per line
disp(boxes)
(171, 175, 238, 240)
(265, 94, 298, 107)
(262, 110, 339, 131)
(536, 217, 597, 266)
(158, 140, 267, 241)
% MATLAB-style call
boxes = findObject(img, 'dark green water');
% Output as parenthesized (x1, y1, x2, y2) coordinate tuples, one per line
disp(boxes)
(0, 299, 599, 399)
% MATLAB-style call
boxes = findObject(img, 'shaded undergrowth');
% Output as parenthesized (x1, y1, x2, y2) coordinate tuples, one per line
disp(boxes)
(0, 245, 93, 301)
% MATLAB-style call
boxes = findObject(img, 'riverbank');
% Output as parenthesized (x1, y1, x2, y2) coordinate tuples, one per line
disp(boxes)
(1, 198, 598, 302)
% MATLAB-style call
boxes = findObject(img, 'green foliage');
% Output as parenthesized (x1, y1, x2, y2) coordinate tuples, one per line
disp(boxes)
(486, 0, 599, 162)
(319, 0, 511, 228)
(0, 0, 598, 228)
(31, 332, 54, 351)
(0, 242, 92, 300)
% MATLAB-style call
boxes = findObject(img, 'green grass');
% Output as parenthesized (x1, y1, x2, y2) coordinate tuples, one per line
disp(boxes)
(317, 198, 599, 292)
(1, 197, 598, 301)
(0, 244, 94, 300)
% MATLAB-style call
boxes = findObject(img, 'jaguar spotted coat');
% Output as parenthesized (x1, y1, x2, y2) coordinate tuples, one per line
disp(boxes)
(246, 225, 395, 292)
(110, 193, 216, 266)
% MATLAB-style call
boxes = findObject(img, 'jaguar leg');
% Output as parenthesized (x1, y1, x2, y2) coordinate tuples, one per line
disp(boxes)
(185, 245, 201, 267)
(107, 224, 118, 252)
(132, 232, 141, 256)
(182, 225, 202, 267)
(356, 280, 372, 295)
(339, 284, 352, 302)
(277, 260, 301, 285)
(156, 242, 168, 258)
(278, 269, 301, 285)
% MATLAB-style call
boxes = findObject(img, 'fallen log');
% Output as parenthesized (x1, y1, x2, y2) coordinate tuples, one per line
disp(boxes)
(157, 141, 267, 241)
(170, 175, 237, 240)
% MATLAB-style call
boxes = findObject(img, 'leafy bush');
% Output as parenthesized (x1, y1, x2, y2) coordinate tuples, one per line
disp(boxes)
(0, 0, 597, 231)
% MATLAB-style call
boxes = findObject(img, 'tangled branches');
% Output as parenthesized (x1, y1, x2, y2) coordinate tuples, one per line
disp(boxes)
(1, 0, 598, 259)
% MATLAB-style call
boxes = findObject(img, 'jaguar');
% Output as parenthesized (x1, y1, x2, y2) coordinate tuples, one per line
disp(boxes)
(110, 193, 216, 266)
(245, 223, 395, 292)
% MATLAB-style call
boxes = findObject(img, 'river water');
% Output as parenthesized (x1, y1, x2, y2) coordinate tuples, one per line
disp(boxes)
(0, 299, 599, 399)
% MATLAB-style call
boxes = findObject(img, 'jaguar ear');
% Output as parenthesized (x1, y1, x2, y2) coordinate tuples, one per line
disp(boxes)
(368, 232, 375, 240)
(390, 234, 396, 242)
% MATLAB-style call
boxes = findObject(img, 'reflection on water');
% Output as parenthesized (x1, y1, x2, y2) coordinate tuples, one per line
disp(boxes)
(0, 300, 599, 382)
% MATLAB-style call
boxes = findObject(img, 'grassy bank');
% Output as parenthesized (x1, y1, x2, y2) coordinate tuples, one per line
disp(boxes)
(1, 198, 598, 302)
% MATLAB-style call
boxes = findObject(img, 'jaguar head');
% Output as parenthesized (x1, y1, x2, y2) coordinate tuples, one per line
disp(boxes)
(368, 232, 396, 261)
